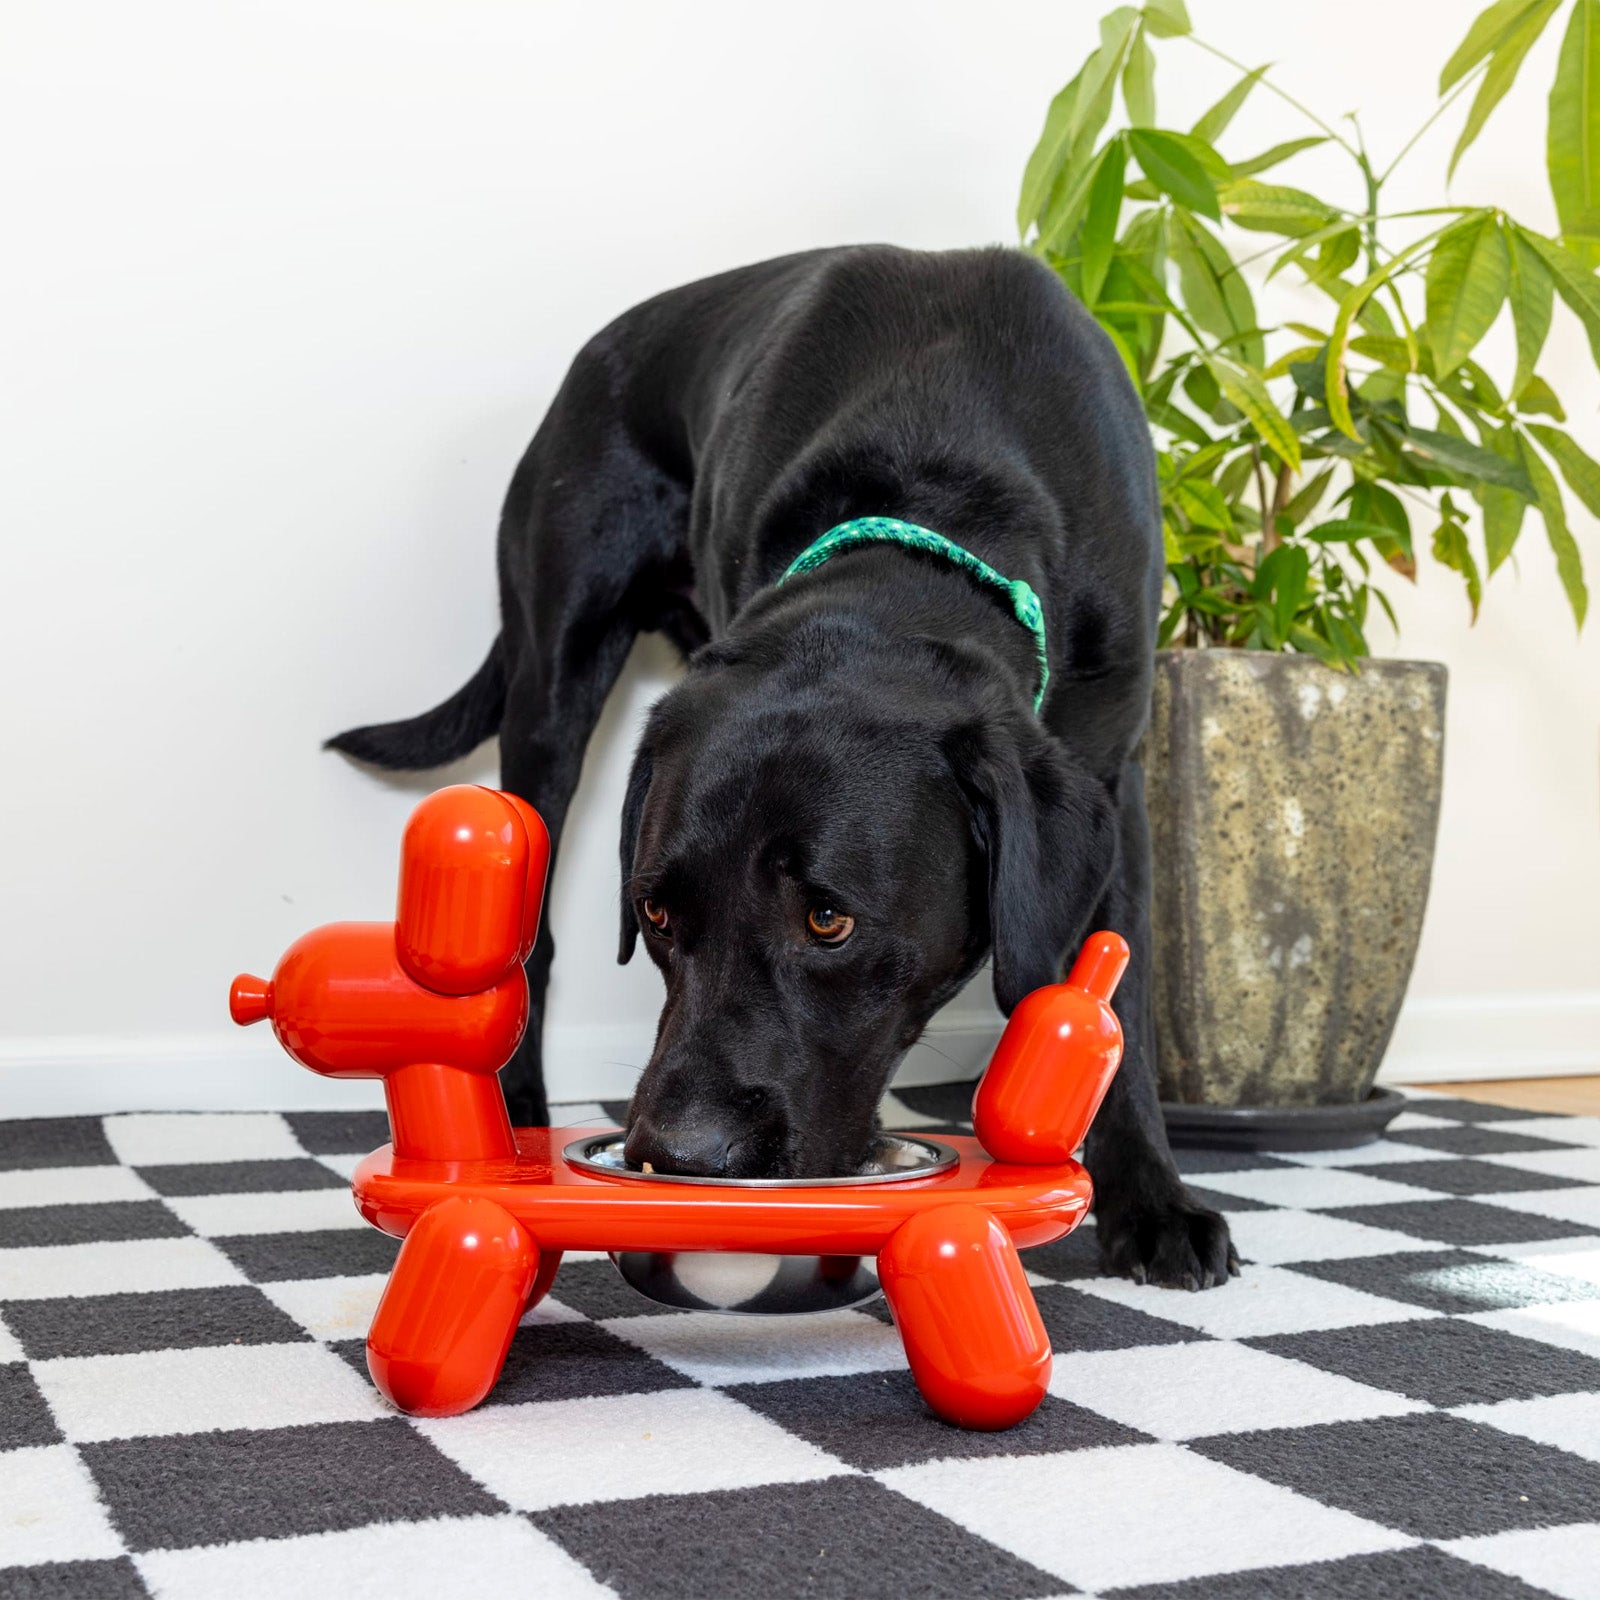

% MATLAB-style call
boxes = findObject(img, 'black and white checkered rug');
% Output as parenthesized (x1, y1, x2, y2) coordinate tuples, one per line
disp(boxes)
(3, 1087, 1600, 1599)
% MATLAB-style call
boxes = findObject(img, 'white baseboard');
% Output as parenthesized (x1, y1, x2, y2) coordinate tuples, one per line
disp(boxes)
(0, 1019, 1007, 1118)
(2, 992, 1594, 1118)
(1376, 992, 1600, 1084)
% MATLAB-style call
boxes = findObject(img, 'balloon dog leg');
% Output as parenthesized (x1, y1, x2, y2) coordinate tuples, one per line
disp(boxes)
(878, 1204, 1051, 1431)
(366, 1195, 539, 1417)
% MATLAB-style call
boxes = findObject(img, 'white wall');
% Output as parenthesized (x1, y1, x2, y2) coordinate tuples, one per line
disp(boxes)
(3, 0, 1595, 1115)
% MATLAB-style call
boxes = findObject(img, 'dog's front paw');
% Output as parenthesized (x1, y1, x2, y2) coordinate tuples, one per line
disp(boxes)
(1097, 1192, 1240, 1290)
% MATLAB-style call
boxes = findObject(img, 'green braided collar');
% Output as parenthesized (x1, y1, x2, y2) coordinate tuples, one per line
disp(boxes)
(776, 516, 1049, 713)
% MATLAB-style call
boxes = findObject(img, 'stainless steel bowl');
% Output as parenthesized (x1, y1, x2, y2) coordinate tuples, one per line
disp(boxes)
(563, 1132, 958, 1314)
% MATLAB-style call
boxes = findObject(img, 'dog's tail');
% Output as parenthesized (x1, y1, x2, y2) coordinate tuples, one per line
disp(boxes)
(324, 635, 506, 771)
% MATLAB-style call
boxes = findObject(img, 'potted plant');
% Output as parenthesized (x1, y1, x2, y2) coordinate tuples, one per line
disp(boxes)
(1019, 0, 1592, 1146)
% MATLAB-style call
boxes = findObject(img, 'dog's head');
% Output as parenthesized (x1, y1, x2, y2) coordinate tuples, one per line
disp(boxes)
(617, 630, 1115, 1178)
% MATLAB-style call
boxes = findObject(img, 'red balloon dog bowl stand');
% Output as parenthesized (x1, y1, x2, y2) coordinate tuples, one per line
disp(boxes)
(230, 784, 1128, 1430)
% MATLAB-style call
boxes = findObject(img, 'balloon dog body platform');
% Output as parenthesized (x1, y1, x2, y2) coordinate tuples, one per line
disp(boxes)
(230, 785, 1128, 1430)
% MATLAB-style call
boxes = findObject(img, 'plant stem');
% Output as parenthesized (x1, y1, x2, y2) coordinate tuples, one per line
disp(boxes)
(1184, 34, 1358, 156)
(1363, 163, 1381, 276)
(1252, 445, 1270, 560)
(1348, 117, 1383, 277)
(1267, 460, 1294, 548)
(1378, 66, 1485, 184)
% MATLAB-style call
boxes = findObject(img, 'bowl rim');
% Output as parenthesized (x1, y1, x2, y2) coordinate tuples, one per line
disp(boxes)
(561, 1131, 960, 1188)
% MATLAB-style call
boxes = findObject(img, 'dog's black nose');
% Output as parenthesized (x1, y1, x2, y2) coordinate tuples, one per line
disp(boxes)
(623, 1114, 750, 1178)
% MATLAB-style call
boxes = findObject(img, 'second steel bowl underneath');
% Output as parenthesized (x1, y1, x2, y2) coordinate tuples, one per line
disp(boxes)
(562, 1131, 959, 1315)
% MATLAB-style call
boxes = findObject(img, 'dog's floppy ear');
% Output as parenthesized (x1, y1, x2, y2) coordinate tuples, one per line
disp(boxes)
(946, 715, 1117, 1015)
(617, 737, 654, 964)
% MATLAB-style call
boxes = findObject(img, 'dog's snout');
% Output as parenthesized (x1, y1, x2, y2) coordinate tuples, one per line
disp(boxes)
(623, 1114, 743, 1178)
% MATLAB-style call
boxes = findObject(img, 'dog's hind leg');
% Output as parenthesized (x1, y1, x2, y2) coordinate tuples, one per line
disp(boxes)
(492, 337, 692, 1126)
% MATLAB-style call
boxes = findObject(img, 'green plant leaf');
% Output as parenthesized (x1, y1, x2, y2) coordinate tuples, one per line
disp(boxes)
(1264, 342, 1327, 379)
(1073, 8, 1142, 144)
(1123, 27, 1156, 125)
(1168, 130, 1233, 181)
(1442, 0, 1552, 89)
(1183, 361, 1224, 415)
(1080, 138, 1128, 305)
(1255, 544, 1311, 640)
(1037, 144, 1104, 252)
(1548, 0, 1600, 266)
(1448, 0, 1561, 179)
(1202, 354, 1301, 469)
(1472, 426, 1527, 573)
(1229, 135, 1329, 179)
(1218, 180, 1339, 237)
(1351, 481, 1414, 545)
(1326, 240, 1435, 438)
(1369, 582, 1401, 634)
(1518, 227, 1600, 364)
(1402, 424, 1535, 491)
(1287, 621, 1350, 667)
(1173, 479, 1233, 528)
(1515, 373, 1566, 416)
(1361, 366, 1407, 404)
(1028, 13, 1141, 242)
(1129, 128, 1221, 218)
(1350, 333, 1415, 370)
(1482, 485, 1527, 570)
(1172, 213, 1263, 366)
(1439, 355, 1507, 419)
(1099, 319, 1142, 385)
(1528, 421, 1600, 514)
(1431, 513, 1484, 620)
(1019, 69, 1084, 237)
(1317, 226, 1363, 284)
(1191, 64, 1268, 145)
(1267, 221, 1362, 284)
(1173, 439, 1232, 478)
(1425, 213, 1510, 376)
(1305, 518, 1405, 543)
(1147, 395, 1214, 447)
(1518, 433, 1590, 624)
(1503, 222, 1555, 398)
(1114, 209, 1170, 377)
(1142, 0, 1191, 38)
(1216, 450, 1257, 502)
(1282, 466, 1335, 524)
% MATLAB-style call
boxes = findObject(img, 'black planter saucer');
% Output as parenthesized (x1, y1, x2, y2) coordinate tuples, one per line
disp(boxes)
(1161, 1087, 1407, 1153)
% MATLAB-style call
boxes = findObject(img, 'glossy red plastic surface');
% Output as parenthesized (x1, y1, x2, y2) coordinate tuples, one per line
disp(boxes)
(228, 786, 548, 1163)
(232, 921, 523, 1162)
(230, 785, 1127, 1429)
(396, 785, 549, 995)
(366, 1195, 538, 1416)
(500, 793, 553, 964)
(880, 1203, 1051, 1430)
(972, 931, 1129, 1165)
(351, 1128, 1089, 1255)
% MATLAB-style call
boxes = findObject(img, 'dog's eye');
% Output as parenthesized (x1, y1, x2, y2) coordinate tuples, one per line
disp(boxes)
(642, 899, 671, 936)
(806, 908, 855, 945)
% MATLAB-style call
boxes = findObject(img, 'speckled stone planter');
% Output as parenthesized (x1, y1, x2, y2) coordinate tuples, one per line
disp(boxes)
(1143, 650, 1447, 1112)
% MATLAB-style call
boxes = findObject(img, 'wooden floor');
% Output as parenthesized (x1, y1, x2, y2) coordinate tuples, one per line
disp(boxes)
(1412, 1076, 1600, 1115)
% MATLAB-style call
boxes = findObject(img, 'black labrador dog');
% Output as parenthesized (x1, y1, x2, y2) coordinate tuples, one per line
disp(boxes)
(331, 244, 1237, 1290)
